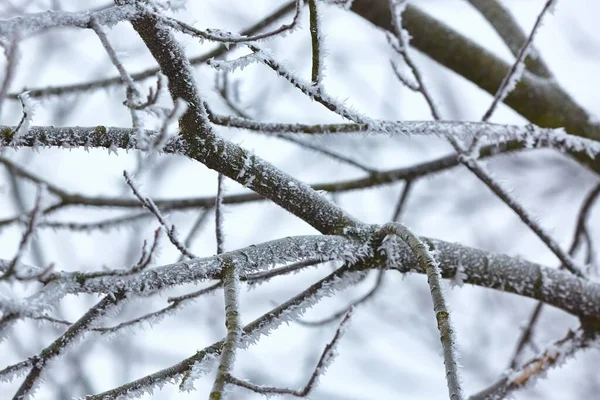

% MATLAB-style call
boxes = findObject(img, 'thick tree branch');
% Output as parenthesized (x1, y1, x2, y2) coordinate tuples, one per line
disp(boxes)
(349, 0, 600, 173)
(127, 11, 359, 235)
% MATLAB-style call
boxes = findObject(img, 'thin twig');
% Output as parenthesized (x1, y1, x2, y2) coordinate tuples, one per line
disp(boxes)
(481, 0, 557, 122)
(467, 0, 552, 78)
(11, 291, 127, 400)
(228, 307, 354, 397)
(123, 171, 197, 259)
(151, 0, 303, 44)
(469, 328, 591, 400)
(298, 270, 383, 326)
(215, 174, 226, 255)
(507, 181, 600, 368)
(392, 179, 414, 222)
(1, 185, 45, 281)
(178, 208, 213, 262)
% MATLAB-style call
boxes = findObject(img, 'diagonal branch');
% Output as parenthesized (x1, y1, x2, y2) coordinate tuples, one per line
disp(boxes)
(127, 11, 359, 235)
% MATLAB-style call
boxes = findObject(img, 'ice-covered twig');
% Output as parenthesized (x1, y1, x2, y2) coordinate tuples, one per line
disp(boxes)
(10, 91, 36, 145)
(467, 0, 552, 78)
(28, 260, 323, 337)
(0, 4, 139, 38)
(10, 291, 128, 399)
(208, 176, 242, 399)
(481, 0, 557, 122)
(208, 114, 600, 157)
(507, 181, 600, 368)
(389, 0, 584, 278)
(150, 0, 303, 44)
(5, 2, 298, 100)
(379, 222, 463, 400)
(85, 263, 363, 399)
(89, 17, 137, 98)
(239, 45, 370, 124)
(47, 235, 368, 296)
(388, 0, 441, 121)
(228, 306, 354, 396)
(1, 184, 46, 281)
(215, 174, 226, 255)
(3, 122, 599, 158)
(298, 270, 383, 326)
(461, 160, 584, 277)
(89, 16, 147, 148)
(124, 170, 197, 259)
(469, 328, 593, 400)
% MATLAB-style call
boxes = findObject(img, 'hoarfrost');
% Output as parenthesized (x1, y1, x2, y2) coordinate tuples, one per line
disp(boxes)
(207, 52, 264, 73)
(0, 4, 139, 37)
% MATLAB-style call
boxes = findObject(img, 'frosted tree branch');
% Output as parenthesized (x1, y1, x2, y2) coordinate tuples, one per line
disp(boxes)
(481, 0, 557, 122)
(84, 262, 364, 399)
(379, 222, 463, 400)
(469, 328, 595, 400)
(209, 258, 242, 400)
(124, 170, 197, 259)
(10, 291, 127, 400)
(227, 307, 354, 397)
(308, 0, 324, 87)
(0, 4, 139, 37)
(152, 0, 304, 44)
(389, 1, 584, 278)
(467, 0, 552, 78)
(5, 2, 299, 100)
